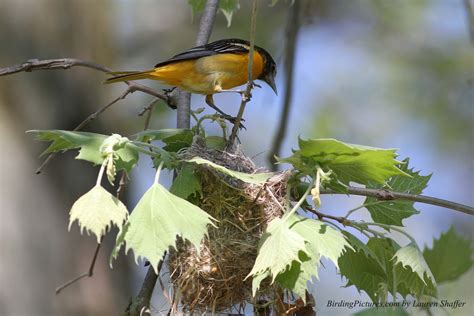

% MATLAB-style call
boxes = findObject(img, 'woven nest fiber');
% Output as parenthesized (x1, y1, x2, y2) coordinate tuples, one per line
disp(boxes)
(168, 137, 289, 313)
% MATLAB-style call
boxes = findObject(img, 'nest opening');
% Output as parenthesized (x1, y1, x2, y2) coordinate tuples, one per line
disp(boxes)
(168, 137, 289, 313)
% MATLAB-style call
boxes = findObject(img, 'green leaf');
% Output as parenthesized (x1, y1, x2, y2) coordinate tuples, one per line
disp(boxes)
(188, 0, 206, 15)
(29, 130, 138, 172)
(170, 164, 202, 199)
(289, 214, 350, 267)
(365, 159, 431, 226)
(248, 218, 308, 285)
(342, 231, 385, 268)
(117, 182, 215, 272)
(219, 0, 239, 27)
(275, 251, 317, 299)
(134, 128, 193, 152)
(281, 138, 407, 186)
(205, 136, 226, 150)
(110, 222, 129, 266)
(423, 226, 473, 284)
(252, 270, 270, 297)
(339, 237, 437, 303)
(393, 243, 436, 286)
(134, 128, 192, 142)
(69, 185, 128, 243)
(254, 215, 349, 300)
(338, 238, 388, 302)
(188, 157, 274, 184)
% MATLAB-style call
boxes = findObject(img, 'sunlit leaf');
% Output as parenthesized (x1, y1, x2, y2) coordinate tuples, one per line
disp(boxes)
(29, 130, 138, 172)
(393, 242, 436, 286)
(69, 185, 128, 243)
(248, 218, 308, 285)
(114, 182, 215, 272)
(188, 157, 273, 184)
(280, 138, 407, 186)
(220, 0, 239, 27)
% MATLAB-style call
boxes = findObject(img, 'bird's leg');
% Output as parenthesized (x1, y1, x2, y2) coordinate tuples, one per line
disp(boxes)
(163, 87, 176, 95)
(205, 95, 245, 128)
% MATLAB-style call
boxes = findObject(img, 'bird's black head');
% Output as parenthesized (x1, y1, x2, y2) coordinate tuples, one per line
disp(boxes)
(255, 45, 277, 95)
(213, 38, 277, 94)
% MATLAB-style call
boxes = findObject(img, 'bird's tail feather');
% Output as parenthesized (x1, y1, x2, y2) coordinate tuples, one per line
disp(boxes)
(104, 70, 155, 84)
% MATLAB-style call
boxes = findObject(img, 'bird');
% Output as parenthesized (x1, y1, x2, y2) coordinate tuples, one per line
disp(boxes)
(105, 38, 277, 122)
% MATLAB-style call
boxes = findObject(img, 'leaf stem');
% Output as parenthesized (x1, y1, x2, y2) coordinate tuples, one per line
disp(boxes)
(363, 222, 416, 244)
(154, 161, 164, 185)
(96, 160, 106, 187)
(344, 200, 386, 219)
(283, 175, 317, 221)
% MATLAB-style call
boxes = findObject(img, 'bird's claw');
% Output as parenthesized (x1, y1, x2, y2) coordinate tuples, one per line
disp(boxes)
(163, 87, 176, 96)
(217, 114, 246, 129)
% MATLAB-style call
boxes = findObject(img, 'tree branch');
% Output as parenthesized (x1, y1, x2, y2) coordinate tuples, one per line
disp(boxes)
(0, 57, 177, 173)
(267, 1, 300, 170)
(320, 186, 474, 216)
(176, 0, 219, 130)
(0, 58, 174, 106)
(228, 0, 259, 147)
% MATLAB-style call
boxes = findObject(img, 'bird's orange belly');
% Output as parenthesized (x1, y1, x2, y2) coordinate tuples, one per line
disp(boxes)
(149, 52, 263, 95)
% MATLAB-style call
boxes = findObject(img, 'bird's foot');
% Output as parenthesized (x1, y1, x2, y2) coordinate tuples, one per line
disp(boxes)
(163, 87, 176, 96)
(217, 113, 246, 129)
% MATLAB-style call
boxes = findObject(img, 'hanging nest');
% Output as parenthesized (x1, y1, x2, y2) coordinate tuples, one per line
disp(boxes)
(168, 137, 289, 313)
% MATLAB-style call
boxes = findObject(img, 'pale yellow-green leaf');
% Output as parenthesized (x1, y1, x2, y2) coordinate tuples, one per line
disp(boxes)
(393, 243, 436, 286)
(188, 157, 273, 184)
(69, 185, 128, 243)
(288, 214, 350, 268)
(248, 217, 308, 282)
(121, 183, 215, 273)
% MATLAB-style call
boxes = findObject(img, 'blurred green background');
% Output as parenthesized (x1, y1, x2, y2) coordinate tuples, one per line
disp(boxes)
(0, 0, 472, 315)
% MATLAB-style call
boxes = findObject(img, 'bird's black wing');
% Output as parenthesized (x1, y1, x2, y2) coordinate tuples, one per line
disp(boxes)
(155, 39, 250, 68)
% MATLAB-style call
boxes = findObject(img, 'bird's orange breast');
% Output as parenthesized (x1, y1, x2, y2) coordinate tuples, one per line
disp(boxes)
(148, 52, 264, 94)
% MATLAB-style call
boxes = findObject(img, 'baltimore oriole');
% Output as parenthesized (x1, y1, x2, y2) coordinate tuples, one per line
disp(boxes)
(105, 38, 277, 120)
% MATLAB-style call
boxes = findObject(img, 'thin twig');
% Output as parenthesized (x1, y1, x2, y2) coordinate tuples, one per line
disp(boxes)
(35, 88, 133, 174)
(55, 240, 102, 294)
(227, 0, 259, 147)
(320, 186, 474, 216)
(176, 0, 219, 130)
(0, 58, 173, 105)
(267, 0, 300, 170)
(0, 57, 174, 173)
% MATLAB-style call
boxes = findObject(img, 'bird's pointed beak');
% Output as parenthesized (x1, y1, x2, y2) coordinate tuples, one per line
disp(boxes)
(265, 75, 278, 95)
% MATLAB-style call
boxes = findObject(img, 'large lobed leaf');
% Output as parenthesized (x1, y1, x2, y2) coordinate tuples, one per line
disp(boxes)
(423, 226, 473, 284)
(365, 159, 431, 226)
(112, 182, 215, 272)
(69, 185, 128, 243)
(339, 237, 437, 302)
(170, 164, 202, 199)
(250, 215, 349, 300)
(280, 138, 407, 187)
(29, 130, 138, 172)
(248, 217, 308, 287)
(393, 243, 436, 287)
